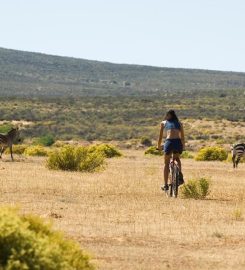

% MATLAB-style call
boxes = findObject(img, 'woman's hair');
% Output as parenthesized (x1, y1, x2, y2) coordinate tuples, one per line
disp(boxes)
(165, 110, 180, 122)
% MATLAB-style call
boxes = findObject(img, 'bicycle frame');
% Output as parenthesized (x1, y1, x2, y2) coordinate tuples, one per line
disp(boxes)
(167, 157, 180, 198)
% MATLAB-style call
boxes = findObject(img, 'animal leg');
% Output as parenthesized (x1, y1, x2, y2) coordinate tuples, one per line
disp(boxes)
(0, 147, 5, 159)
(236, 157, 240, 168)
(10, 145, 14, 161)
(232, 155, 236, 169)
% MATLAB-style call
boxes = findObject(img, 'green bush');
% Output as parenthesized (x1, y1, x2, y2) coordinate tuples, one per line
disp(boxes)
(0, 207, 94, 270)
(145, 146, 163, 156)
(5, 144, 28, 155)
(79, 150, 105, 172)
(181, 151, 194, 159)
(181, 178, 210, 199)
(89, 144, 122, 158)
(195, 146, 228, 161)
(24, 145, 49, 157)
(0, 123, 13, 134)
(47, 145, 105, 172)
(140, 137, 152, 147)
(47, 146, 81, 171)
(34, 135, 55, 146)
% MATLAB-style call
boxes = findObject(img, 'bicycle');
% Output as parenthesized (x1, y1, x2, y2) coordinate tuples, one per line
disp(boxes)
(166, 156, 180, 198)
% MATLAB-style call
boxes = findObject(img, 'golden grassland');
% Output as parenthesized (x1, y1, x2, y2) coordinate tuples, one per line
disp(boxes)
(0, 151, 245, 270)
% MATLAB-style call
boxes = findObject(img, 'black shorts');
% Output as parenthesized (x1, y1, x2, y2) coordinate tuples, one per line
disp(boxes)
(163, 139, 183, 155)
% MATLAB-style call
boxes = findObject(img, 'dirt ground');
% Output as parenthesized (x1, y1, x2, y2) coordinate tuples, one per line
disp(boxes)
(0, 151, 244, 270)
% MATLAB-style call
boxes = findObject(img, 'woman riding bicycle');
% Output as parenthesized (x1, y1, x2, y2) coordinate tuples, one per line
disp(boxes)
(157, 110, 185, 191)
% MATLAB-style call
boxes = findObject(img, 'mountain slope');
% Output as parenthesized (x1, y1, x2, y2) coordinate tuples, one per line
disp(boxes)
(1, 47, 245, 97)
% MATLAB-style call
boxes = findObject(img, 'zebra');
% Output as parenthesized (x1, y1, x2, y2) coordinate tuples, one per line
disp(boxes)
(231, 143, 245, 168)
(0, 127, 21, 161)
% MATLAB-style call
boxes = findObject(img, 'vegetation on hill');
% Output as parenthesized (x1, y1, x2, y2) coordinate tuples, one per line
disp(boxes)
(0, 47, 244, 141)
(0, 89, 243, 141)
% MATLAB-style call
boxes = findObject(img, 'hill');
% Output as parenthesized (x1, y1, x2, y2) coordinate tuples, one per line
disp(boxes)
(1, 47, 245, 97)
(0, 47, 244, 141)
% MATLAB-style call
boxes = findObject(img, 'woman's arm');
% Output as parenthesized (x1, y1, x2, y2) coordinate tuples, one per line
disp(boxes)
(157, 122, 164, 150)
(180, 123, 185, 150)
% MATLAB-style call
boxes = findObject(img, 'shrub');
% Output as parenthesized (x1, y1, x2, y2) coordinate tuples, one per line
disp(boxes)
(195, 146, 228, 161)
(198, 177, 210, 198)
(5, 144, 27, 155)
(47, 145, 105, 172)
(79, 150, 105, 172)
(24, 145, 49, 157)
(34, 135, 55, 146)
(145, 146, 163, 156)
(181, 178, 210, 199)
(47, 146, 81, 171)
(0, 207, 94, 270)
(181, 151, 194, 159)
(89, 144, 122, 158)
(140, 136, 152, 147)
(0, 123, 13, 133)
(53, 140, 67, 148)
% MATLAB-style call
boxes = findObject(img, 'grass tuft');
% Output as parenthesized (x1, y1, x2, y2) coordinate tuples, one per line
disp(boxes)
(232, 208, 243, 221)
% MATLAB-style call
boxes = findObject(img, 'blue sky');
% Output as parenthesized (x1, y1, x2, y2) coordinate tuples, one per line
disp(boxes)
(0, 0, 245, 71)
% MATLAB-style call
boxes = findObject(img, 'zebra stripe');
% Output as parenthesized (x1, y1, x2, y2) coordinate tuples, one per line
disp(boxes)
(232, 143, 245, 168)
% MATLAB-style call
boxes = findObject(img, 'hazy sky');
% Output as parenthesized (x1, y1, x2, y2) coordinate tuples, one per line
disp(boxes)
(1, 0, 245, 71)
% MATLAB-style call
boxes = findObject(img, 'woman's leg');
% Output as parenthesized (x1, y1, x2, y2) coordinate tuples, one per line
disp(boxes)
(173, 153, 181, 171)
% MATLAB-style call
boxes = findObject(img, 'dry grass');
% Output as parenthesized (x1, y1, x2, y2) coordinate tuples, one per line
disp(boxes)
(0, 151, 245, 270)
(182, 119, 245, 150)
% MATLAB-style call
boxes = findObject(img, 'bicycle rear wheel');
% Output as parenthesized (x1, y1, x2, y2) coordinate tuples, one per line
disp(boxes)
(168, 166, 173, 197)
(172, 165, 179, 198)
